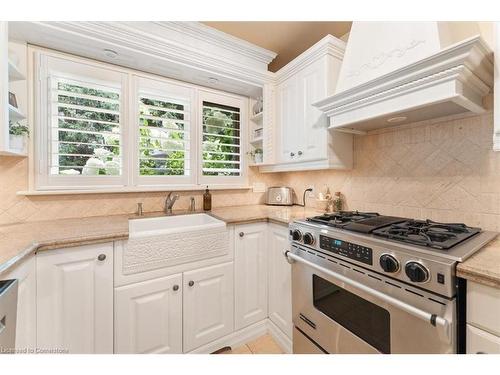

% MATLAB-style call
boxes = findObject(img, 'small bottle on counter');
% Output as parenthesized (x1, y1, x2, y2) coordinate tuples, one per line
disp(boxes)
(333, 192, 343, 212)
(203, 186, 212, 211)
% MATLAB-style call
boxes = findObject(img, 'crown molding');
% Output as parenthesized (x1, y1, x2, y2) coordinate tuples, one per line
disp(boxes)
(313, 35, 493, 132)
(154, 22, 277, 65)
(9, 21, 276, 97)
(275, 34, 346, 84)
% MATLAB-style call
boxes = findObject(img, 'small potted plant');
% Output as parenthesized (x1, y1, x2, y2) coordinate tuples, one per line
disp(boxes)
(247, 148, 263, 164)
(9, 121, 29, 153)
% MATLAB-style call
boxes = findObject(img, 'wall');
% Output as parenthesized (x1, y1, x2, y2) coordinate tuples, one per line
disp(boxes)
(0, 159, 282, 224)
(280, 112, 500, 232)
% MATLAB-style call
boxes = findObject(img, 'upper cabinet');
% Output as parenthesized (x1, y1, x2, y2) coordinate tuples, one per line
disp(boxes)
(259, 35, 353, 173)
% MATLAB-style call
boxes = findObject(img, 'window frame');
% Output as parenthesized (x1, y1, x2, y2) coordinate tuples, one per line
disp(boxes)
(34, 49, 129, 190)
(31, 47, 249, 193)
(197, 89, 247, 187)
(131, 75, 197, 187)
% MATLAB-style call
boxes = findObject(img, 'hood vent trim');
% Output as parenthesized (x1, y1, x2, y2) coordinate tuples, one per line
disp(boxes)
(313, 36, 493, 133)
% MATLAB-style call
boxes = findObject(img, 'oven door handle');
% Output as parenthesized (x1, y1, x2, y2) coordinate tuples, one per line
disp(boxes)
(284, 250, 451, 341)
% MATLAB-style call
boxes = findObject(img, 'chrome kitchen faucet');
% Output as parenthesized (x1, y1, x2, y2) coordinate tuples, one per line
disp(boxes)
(164, 192, 179, 215)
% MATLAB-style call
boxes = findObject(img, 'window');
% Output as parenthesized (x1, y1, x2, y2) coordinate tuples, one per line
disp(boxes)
(36, 52, 127, 190)
(50, 78, 121, 176)
(199, 91, 246, 185)
(135, 76, 195, 186)
(34, 49, 247, 192)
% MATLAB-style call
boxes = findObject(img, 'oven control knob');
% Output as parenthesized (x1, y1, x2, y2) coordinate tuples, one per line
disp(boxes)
(379, 254, 399, 273)
(303, 232, 315, 246)
(405, 262, 429, 283)
(292, 229, 302, 242)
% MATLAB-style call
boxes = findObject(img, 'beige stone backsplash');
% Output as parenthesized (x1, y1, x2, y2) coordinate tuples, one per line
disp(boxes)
(1, 111, 499, 230)
(280, 112, 500, 232)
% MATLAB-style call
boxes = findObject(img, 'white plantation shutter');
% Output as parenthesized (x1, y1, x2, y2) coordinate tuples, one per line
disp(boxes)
(35, 52, 128, 190)
(201, 98, 243, 180)
(50, 77, 122, 176)
(135, 76, 195, 185)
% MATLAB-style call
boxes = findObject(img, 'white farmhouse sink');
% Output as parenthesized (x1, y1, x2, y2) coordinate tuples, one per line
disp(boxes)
(128, 213, 225, 238)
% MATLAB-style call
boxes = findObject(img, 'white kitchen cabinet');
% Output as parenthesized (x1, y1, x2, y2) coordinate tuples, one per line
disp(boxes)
(260, 35, 353, 173)
(36, 243, 113, 354)
(114, 273, 183, 354)
(234, 223, 268, 330)
(3, 255, 36, 352)
(183, 262, 234, 352)
(466, 281, 500, 353)
(267, 224, 292, 338)
(467, 324, 500, 354)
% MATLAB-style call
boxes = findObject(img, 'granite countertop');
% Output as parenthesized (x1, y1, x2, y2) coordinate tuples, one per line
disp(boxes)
(0, 204, 320, 276)
(2, 204, 499, 288)
(457, 236, 500, 289)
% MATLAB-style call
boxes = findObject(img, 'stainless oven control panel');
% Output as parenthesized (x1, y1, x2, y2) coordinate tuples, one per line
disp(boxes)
(319, 235, 373, 265)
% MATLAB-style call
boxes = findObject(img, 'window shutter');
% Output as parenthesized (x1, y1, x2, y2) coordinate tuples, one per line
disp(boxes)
(138, 94, 190, 177)
(50, 78, 122, 177)
(201, 101, 241, 177)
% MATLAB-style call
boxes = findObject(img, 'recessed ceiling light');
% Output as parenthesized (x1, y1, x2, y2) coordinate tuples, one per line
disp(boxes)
(387, 116, 407, 123)
(103, 49, 118, 59)
(208, 77, 219, 85)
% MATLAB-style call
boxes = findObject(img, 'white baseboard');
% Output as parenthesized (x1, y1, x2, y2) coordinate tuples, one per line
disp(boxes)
(187, 319, 292, 354)
(266, 320, 292, 354)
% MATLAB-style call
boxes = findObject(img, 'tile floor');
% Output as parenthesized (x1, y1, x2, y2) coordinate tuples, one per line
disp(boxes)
(218, 334, 284, 354)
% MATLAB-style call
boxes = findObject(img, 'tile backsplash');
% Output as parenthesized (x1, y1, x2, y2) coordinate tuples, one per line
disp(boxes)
(1, 111, 498, 229)
(281, 111, 500, 231)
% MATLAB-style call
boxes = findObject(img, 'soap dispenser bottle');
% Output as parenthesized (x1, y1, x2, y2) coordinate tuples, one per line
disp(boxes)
(203, 186, 212, 211)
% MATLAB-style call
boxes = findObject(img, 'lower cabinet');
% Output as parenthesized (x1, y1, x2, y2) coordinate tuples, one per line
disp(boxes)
(114, 261, 234, 353)
(267, 224, 293, 338)
(36, 243, 114, 354)
(114, 274, 183, 354)
(183, 262, 234, 352)
(3, 254, 36, 352)
(234, 223, 268, 330)
(466, 281, 500, 354)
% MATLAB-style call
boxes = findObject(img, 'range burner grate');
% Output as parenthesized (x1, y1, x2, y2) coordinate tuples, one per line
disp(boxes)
(373, 219, 481, 249)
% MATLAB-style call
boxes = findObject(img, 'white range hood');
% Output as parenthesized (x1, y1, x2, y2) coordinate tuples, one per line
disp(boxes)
(313, 22, 494, 133)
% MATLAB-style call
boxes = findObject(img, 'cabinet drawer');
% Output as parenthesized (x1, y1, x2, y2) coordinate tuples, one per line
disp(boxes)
(467, 324, 500, 354)
(467, 282, 500, 336)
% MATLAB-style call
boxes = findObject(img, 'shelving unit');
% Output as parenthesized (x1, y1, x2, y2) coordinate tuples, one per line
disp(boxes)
(1, 22, 28, 157)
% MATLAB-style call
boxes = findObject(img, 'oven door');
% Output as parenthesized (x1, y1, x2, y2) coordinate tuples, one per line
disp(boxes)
(289, 246, 455, 354)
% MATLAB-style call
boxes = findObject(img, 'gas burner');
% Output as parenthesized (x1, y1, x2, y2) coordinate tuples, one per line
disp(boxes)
(373, 219, 481, 249)
(307, 211, 380, 228)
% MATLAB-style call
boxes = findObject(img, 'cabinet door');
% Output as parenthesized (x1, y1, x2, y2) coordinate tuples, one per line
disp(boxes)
(276, 76, 298, 163)
(467, 324, 500, 354)
(115, 274, 183, 354)
(183, 262, 234, 352)
(296, 57, 328, 161)
(268, 224, 292, 338)
(4, 255, 36, 352)
(36, 243, 113, 354)
(234, 223, 268, 330)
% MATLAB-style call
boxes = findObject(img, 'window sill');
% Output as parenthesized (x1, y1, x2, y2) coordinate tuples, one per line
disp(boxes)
(17, 185, 253, 196)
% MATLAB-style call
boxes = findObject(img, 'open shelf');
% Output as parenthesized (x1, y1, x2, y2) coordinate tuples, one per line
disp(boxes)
(8, 60, 25, 81)
(0, 148, 27, 157)
(250, 111, 263, 122)
(250, 137, 263, 144)
(8, 104, 26, 121)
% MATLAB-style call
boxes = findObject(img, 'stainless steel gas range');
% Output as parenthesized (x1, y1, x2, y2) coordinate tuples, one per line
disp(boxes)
(286, 211, 497, 354)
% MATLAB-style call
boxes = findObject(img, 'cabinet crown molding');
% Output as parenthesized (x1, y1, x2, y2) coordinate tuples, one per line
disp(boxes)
(275, 34, 346, 84)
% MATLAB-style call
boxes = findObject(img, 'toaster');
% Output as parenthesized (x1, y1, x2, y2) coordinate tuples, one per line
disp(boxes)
(266, 187, 294, 206)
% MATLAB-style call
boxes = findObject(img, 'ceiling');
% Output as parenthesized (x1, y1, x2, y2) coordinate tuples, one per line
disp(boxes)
(203, 22, 352, 72)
